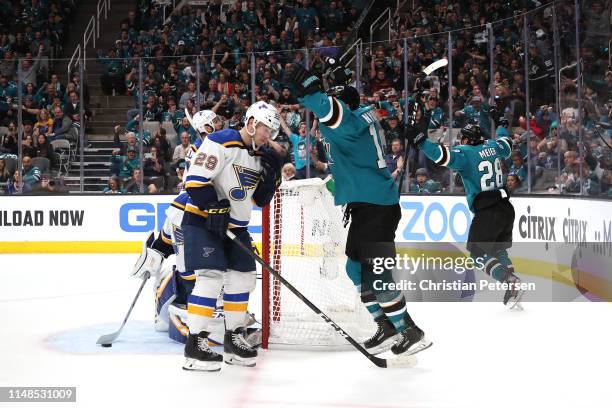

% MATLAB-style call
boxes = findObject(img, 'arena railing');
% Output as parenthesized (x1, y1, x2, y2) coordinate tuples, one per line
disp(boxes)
(3, 0, 609, 198)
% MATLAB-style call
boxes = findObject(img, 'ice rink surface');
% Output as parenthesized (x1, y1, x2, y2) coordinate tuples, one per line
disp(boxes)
(1, 254, 611, 408)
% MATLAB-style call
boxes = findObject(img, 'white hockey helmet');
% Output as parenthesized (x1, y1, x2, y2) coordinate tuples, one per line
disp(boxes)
(185, 108, 220, 139)
(244, 101, 280, 144)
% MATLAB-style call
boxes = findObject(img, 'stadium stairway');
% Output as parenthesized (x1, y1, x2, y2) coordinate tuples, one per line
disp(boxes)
(47, 0, 133, 193)
(63, 138, 116, 193)
(60, 1, 136, 192)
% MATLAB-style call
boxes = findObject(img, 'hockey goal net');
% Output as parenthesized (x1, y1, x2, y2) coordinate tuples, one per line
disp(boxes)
(261, 177, 375, 348)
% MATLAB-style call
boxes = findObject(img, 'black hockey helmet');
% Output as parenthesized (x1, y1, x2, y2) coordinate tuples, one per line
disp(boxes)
(460, 123, 484, 145)
(498, 116, 509, 127)
(327, 85, 360, 111)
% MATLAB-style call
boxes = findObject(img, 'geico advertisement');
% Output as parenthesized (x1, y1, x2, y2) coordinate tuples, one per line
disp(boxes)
(0, 195, 610, 246)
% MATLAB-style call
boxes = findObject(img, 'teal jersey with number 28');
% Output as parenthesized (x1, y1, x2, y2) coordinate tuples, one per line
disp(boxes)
(300, 91, 398, 206)
(420, 136, 513, 212)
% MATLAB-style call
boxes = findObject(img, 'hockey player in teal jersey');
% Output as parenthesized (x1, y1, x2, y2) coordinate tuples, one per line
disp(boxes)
(284, 63, 432, 357)
(412, 124, 524, 307)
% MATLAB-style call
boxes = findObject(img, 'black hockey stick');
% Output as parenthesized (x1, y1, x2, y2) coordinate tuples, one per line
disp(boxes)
(226, 230, 416, 368)
(96, 272, 151, 346)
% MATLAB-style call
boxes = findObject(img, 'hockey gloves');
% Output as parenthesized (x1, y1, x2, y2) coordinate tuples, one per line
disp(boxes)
(325, 58, 353, 86)
(413, 132, 427, 147)
(206, 199, 231, 237)
(406, 131, 427, 148)
(130, 231, 164, 279)
(253, 147, 283, 207)
(283, 63, 321, 98)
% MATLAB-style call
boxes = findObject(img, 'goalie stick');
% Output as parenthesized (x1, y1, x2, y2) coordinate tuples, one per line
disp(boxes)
(226, 230, 417, 368)
(96, 272, 151, 346)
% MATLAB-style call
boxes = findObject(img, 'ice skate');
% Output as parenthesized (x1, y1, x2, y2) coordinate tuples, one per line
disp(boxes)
(183, 331, 223, 372)
(391, 325, 433, 356)
(363, 317, 398, 355)
(503, 274, 524, 310)
(224, 327, 258, 367)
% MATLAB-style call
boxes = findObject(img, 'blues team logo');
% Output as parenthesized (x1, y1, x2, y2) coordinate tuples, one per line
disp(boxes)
(202, 247, 215, 257)
(229, 165, 260, 201)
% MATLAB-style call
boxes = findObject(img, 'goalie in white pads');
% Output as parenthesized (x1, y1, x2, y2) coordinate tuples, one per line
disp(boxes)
(131, 110, 260, 346)
(181, 101, 284, 371)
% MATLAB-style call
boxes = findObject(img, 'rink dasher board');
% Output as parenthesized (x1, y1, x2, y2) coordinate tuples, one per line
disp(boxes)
(0, 195, 610, 253)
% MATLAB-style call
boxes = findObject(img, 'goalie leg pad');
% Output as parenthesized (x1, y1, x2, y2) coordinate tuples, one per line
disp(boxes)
(187, 269, 224, 334)
(155, 262, 178, 331)
(223, 269, 256, 331)
(168, 304, 189, 344)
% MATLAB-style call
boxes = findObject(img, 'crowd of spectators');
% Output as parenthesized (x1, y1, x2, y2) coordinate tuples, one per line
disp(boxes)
(3, 0, 608, 196)
(95, 0, 610, 197)
(1, 0, 79, 194)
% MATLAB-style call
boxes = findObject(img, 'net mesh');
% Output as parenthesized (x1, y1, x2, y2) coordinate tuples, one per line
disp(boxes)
(265, 178, 375, 347)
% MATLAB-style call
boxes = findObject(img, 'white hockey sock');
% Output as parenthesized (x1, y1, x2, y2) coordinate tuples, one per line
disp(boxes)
(223, 270, 256, 331)
(187, 269, 224, 334)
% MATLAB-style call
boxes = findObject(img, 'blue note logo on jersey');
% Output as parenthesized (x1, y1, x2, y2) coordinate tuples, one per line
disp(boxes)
(202, 247, 215, 257)
(229, 165, 260, 201)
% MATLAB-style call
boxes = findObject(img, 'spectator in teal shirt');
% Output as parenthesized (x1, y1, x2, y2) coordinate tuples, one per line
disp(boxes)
(21, 155, 41, 186)
(110, 147, 141, 178)
(426, 96, 444, 129)
(410, 168, 441, 194)
(456, 96, 492, 138)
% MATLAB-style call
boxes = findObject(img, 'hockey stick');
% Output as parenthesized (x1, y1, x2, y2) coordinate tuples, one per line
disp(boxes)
(226, 230, 416, 368)
(96, 272, 151, 346)
(422, 58, 448, 76)
(397, 58, 449, 192)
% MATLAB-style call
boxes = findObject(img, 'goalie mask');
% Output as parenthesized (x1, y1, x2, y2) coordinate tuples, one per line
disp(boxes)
(327, 85, 360, 111)
(185, 109, 221, 140)
(244, 101, 280, 150)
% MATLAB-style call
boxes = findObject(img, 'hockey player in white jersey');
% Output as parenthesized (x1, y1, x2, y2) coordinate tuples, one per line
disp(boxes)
(181, 101, 284, 371)
(130, 110, 261, 346)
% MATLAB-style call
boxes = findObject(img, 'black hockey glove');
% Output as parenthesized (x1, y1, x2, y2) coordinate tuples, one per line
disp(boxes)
(324, 57, 353, 86)
(413, 132, 427, 147)
(283, 63, 321, 98)
(253, 147, 283, 207)
(406, 129, 427, 147)
(206, 199, 231, 237)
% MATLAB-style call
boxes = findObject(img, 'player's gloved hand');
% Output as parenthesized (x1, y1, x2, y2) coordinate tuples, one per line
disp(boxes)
(130, 231, 163, 279)
(206, 199, 231, 237)
(253, 147, 283, 207)
(283, 63, 321, 98)
(325, 57, 353, 86)
(260, 146, 283, 182)
(413, 132, 427, 147)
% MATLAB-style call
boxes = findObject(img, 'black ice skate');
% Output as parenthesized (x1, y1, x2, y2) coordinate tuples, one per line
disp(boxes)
(224, 327, 258, 367)
(183, 331, 223, 372)
(391, 325, 433, 356)
(503, 274, 524, 310)
(363, 317, 398, 355)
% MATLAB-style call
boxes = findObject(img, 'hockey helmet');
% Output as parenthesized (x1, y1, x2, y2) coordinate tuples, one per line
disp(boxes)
(460, 123, 484, 145)
(327, 85, 360, 111)
(244, 101, 280, 142)
(185, 109, 220, 139)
